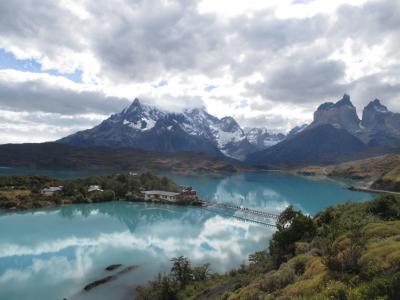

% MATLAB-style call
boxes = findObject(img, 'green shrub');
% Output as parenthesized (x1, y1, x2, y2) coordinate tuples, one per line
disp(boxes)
(136, 273, 177, 300)
(323, 281, 348, 300)
(348, 273, 400, 300)
(90, 190, 115, 202)
(368, 194, 400, 221)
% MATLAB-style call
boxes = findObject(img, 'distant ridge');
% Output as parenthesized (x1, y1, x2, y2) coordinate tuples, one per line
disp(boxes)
(0, 142, 241, 172)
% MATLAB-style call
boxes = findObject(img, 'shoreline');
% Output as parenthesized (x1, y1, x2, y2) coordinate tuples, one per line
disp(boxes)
(348, 185, 400, 195)
(0, 197, 202, 214)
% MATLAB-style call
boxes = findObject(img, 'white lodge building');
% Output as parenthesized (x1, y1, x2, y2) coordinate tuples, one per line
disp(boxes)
(141, 190, 180, 202)
(40, 186, 63, 196)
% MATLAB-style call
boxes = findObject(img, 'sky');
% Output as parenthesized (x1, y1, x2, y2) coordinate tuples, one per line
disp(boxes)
(0, 0, 399, 143)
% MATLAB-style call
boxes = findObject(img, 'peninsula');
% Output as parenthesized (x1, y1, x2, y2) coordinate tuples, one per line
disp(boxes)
(0, 172, 200, 212)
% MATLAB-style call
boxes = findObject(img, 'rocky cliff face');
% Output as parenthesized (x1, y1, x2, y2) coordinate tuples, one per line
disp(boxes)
(361, 99, 390, 130)
(311, 94, 361, 134)
(361, 99, 400, 146)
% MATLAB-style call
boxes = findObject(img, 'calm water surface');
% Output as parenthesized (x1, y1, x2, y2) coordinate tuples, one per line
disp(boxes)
(0, 168, 374, 300)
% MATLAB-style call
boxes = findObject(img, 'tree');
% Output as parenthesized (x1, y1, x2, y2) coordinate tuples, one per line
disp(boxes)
(269, 206, 316, 267)
(170, 256, 193, 287)
(136, 273, 177, 300)
(192, 263, 211, 281)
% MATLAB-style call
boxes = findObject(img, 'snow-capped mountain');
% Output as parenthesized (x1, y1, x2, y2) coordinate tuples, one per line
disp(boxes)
(58, 98, 255, 160)
(244, 128, 286, 150)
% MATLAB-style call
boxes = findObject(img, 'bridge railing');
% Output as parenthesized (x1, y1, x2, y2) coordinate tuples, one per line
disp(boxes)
(199, 200, 280, 220)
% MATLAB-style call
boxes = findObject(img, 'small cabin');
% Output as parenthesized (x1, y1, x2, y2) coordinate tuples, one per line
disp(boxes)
(180, 186, 197, 196)
(141, 190, 180, 202)
(40, 186, 63, 196)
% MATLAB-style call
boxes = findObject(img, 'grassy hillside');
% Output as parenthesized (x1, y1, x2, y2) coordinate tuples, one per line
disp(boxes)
(328, 154, 400, 192)
(293, 154, 400, 192)
(372, 165, 400, 192)
(137, 194, 400, 300)
(329, 154, 400, 180)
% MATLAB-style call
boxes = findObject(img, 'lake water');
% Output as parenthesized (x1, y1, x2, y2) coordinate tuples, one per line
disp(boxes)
(0, 168, 374, 300)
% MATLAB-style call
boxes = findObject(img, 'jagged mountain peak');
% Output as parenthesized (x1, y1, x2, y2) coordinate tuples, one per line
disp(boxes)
(365, 99, 388, 113)
(131, 97, 141, 106)
(336, 93, 353, 107)
(124, 97, 142, 112)
(317, 94, 354, 111)
(312, 94, 360, 133)
(361, 99, 400, 145)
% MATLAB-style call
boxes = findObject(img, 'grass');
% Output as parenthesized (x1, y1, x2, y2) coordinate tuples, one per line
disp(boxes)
(0, 189, 30, 201)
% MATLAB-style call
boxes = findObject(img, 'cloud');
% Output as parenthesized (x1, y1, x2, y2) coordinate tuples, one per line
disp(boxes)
(0, 109, 104, 143)
(247, 54, 348, 104)
(0, 0, 399, 142)
(0, 71, 130, 115)
(88, 0, 229, 82)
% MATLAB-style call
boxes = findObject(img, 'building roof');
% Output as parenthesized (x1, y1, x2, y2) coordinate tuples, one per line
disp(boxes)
(88, 185, 102, 192)
(141, 190, 180, 196)
(41, 186, 63, 192)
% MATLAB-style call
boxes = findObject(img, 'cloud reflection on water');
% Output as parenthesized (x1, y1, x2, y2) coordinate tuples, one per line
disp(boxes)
(0, 203, 272, 300)
(0, 170, 373, 299)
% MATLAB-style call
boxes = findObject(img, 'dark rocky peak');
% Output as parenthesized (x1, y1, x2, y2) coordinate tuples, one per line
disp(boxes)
(312, 94, 360, 133)
(219, 117, 241, 132)
(317, 94, 354, 111)
(335, 93, 353, 107)
(317, 102, 335, 110)
(125, 98, 142, 113)
(361, 99, 399, 133)
(364, 99, 389, 113)
(114, 98, 145, 123)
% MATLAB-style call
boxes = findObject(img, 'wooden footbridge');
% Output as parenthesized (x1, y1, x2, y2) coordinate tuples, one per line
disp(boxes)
(199, 200, 280, 227)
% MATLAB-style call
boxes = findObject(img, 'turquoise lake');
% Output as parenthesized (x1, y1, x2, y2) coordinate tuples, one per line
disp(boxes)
(0, 168, 374, 300)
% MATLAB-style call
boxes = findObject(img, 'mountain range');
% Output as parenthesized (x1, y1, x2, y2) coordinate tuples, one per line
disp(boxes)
(58, 94, 400, 167)
(58, 98, 286, 160)
(247, 94, 400, 167)
(1, 94, 397, 170)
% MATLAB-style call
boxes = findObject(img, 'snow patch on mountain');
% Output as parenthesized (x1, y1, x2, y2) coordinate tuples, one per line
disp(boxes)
(244, 128, 285, 150)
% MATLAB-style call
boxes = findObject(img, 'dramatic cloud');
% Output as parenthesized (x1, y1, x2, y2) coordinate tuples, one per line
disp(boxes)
(0, 73, 129, 115)
(0, 0, 399, 142)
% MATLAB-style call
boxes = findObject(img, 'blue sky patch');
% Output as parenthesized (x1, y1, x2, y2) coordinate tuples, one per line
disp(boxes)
(200, 242, 216, 252)
(204, 85, 217, 92)
(236, 99, 249, 109)
(0, 48, 82, 83)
